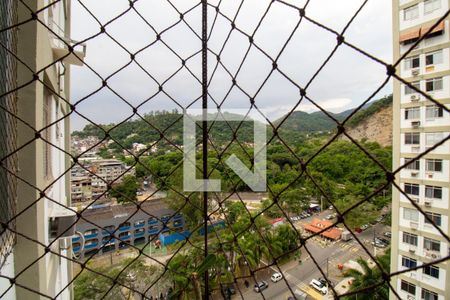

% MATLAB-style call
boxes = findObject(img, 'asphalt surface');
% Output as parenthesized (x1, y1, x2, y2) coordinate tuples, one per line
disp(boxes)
(230, 210, 390, 300)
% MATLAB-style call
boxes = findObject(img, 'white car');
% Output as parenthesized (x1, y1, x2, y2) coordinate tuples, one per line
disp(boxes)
(271, 272, 283, 282)
(309, 279, 328, 295)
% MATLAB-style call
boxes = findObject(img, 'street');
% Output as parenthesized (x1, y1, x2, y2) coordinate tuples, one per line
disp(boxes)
(228, 210, 390, 300)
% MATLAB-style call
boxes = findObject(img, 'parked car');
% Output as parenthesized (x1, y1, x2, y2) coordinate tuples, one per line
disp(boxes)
(309, 279, 327, 295)
(271, 272, 283, 282)
(371, 240, 387, 248)
(384, 231, 392, 238)
(360, 224, 369, 231)
(376, 215, 384, 222)
(318, 278, 328, 286)
(378, 237, 390, 245)
(221, 284, 236, 299)
(325, 214, 334, 220)
(254, 281, 269, 292)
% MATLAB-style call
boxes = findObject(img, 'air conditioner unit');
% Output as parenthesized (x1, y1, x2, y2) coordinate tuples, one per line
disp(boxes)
(424, 199, 432, 207)
(426, 172, 433, 178)
(410, 171, 419, 177)
(412, 69, 420, 76)
(410, 94, 419, 101)
(407, 294, 416, 300)
(411, 197, 420, 203)
(411, 121, 421, 128)
(410, 221, 419, 229)
(409, 246, 417, 253)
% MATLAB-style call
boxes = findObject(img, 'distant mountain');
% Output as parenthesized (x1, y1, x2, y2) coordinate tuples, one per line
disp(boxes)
(275, 95, 393, 134)
(274, 110, 346, 133)
(73, 95, 393, 149)
(343, 95, 393, 146)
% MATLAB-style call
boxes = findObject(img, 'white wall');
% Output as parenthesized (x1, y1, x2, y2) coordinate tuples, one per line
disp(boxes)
(400, 158, 449, 182)
(0, 254, 16, 300)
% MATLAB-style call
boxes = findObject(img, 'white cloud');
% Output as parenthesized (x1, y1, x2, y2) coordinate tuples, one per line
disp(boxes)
(70, 0, 392, 130)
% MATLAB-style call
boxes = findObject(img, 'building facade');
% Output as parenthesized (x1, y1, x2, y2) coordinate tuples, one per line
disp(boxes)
(73, 200, 185, 260)
(392, 1, 450, 299)
(0, 0, 85, 299)
(71, 159, 136, 202)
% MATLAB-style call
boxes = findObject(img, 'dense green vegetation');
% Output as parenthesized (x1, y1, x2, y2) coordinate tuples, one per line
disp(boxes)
(109, 175, 139, 204)
(72, 95, 393, 153)
(126, 138, 391, 228)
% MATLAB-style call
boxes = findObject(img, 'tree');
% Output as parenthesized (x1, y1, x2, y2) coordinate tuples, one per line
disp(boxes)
(109, 175, 139, 203)
(343, 250, 390, 300)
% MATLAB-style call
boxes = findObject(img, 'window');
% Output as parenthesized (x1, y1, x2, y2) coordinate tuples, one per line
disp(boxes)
(425, 132, 443, 146)
(424, 0, 441, 14)
(403, 232, 418, 246)
(425, 105, 444, 119)
(84, 229, 98, 236)
(119, 222, 131, 228)
(404, 55, 420, 70)
(405, 81, 420, 95)
(405, 183, 420, 196)
(404, 5, 419, 20)
(425, 50, 443, 65)
(405, 132, 420, 144)
(426, 159, 442, 172)
(404, 158, 420, 170)
(43, 90, 53, 179)
(134, 220, 145, 227)
(405, 107, 420, 119)
(421, 288, 438, 300)
(85, 239, 98, 246)
(403, 208, 419, 221)
(424, 212, 441, 226)
(400, 280, 416, 295)
(402, 256, 417, 268)
(119, 231, 131, 238)
(423, 237, 440, 251)
(102, 225, 115, 235)
(423, 265, 439, 279)
(425, 77, 443, 92)
(425, 185, 442, 199)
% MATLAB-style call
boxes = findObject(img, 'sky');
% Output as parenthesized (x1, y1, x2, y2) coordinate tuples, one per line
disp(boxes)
(70, 0, 393, 131)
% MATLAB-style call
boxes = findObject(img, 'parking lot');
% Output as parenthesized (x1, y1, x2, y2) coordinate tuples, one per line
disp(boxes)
(229, 210, 391, 300)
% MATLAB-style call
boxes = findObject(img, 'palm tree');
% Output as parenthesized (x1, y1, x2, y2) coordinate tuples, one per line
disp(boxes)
(343, 252, 390, 300)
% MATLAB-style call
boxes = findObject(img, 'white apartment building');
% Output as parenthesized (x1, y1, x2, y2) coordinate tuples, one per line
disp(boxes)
(392, 1, 450, 299)
(0, 0, 85, 299)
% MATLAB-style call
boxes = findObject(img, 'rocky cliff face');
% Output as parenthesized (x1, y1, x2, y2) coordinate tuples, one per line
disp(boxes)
(344, 105, 392, 147)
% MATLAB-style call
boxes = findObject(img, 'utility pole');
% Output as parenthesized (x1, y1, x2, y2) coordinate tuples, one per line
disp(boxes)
(373, 226, 376, 257)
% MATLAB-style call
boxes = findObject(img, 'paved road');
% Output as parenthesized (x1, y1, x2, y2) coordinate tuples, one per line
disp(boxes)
(230, 211, 390, 300)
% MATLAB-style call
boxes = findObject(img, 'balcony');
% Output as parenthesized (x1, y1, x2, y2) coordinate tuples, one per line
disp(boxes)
(134, 232, 145, 238)
(48, 19, 86, 66)
(424, 250, 441, 259)
(84, 243, 98, 250)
